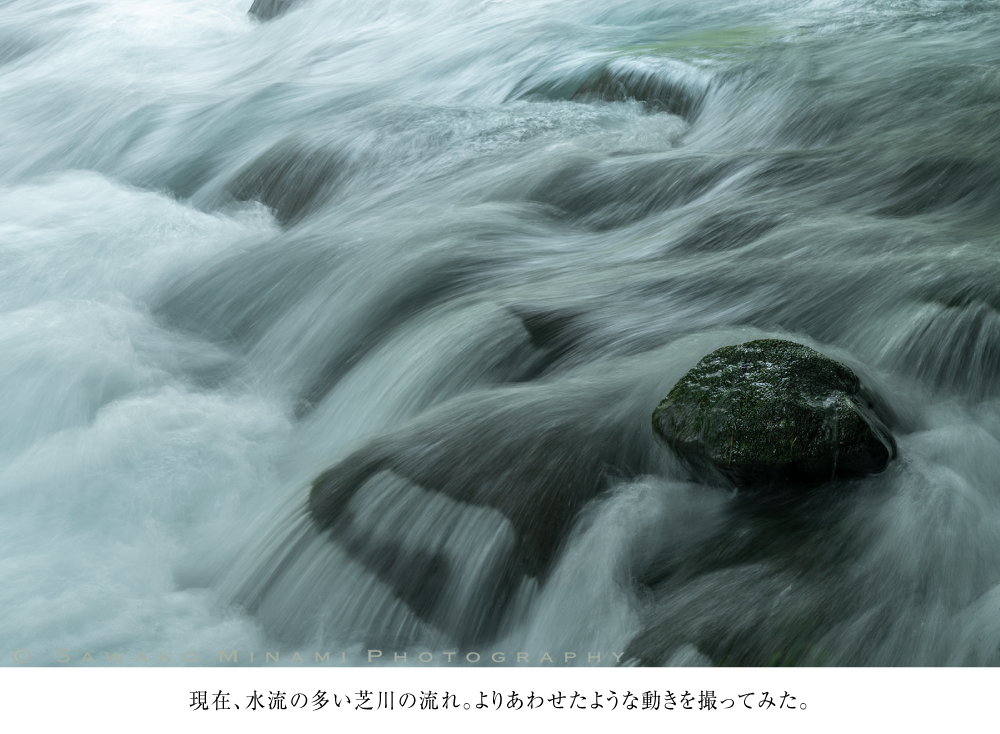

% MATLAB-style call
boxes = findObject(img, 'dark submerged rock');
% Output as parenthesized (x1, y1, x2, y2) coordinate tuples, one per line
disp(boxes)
(891, 298, 1000, 401)
(652, 339, 895, 485)
(226, 138, 346, 225)
(248, 0, 298, 21)
(672, 209, 782, 254)
(307, 370, 666, 645)
(528, 154, 736, 231)
(571, 64, 704, 120)
(510, 57, 708, 122)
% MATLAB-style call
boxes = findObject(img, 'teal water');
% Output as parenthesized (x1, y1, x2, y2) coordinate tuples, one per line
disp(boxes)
(2, 0, 1000, 666)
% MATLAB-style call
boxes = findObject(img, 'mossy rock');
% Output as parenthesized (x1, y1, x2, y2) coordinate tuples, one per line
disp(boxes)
(652, 339, 895, 485)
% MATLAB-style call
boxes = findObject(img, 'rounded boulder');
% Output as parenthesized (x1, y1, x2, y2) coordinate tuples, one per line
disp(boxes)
(652, 339, 895, 485)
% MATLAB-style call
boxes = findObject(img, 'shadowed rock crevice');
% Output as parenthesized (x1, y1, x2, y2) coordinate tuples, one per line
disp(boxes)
(875, 158, 1000, 217)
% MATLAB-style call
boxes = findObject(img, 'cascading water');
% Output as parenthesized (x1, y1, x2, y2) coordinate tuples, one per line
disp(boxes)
(3, 0, 1000, 666)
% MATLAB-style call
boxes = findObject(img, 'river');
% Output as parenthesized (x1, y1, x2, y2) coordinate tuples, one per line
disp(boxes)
(2, 0, 1000, 666)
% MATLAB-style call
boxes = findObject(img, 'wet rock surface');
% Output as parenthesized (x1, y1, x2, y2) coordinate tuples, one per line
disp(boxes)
(652, 339, 895, 485)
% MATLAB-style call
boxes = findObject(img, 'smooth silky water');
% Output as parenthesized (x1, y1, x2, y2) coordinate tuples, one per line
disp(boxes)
(2, 0, 1000, 666)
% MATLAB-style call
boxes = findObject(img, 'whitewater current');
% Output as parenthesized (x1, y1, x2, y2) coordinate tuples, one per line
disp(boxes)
(3, 0, 1000, 666)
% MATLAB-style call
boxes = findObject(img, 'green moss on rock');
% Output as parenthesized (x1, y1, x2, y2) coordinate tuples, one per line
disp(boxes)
(652, 339, 895, 484)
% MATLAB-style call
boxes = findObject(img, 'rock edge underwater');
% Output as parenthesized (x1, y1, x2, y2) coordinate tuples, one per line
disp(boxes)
(652, 339, 896, 486)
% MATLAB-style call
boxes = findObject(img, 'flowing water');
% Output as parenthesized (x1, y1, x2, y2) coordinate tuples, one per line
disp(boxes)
(3, 0, 1000, 666)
